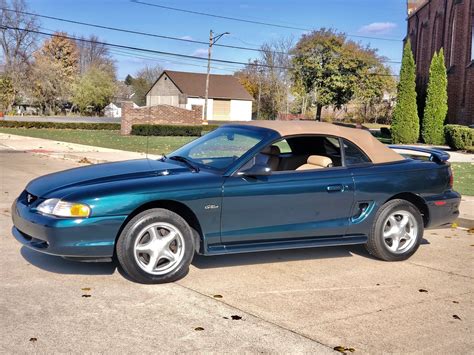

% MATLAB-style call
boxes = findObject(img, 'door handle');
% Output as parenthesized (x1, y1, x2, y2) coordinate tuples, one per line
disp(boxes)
(327, 184, 344, 192)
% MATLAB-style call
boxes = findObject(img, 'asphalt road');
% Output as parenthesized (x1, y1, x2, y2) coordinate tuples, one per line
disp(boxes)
(3, 116, 121, 123)
(1, 147, 473, 353)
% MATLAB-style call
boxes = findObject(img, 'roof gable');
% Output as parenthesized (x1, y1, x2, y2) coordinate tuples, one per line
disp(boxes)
(147, 70, 253, 101)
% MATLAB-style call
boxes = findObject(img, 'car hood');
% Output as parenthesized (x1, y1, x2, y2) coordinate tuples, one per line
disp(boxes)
(26, 159, 190, 198)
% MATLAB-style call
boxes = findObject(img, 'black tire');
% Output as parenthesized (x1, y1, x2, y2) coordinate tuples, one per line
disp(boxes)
(365, 199, 424, 261)
(116, 208, 195, 284)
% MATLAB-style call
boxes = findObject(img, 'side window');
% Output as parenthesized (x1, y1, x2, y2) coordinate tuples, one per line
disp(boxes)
(343, 139, 371, 166)
(273, 139, 292, 154)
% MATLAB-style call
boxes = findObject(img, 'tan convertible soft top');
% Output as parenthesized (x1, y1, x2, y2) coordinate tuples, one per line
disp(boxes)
(233, 121, 404, 164)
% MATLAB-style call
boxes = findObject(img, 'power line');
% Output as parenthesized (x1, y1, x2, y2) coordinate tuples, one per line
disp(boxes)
(0, 25, 399, 76)
(0, 7, 278, 54)
(130, 0, 402, 42)
(0, 7, 402, 63)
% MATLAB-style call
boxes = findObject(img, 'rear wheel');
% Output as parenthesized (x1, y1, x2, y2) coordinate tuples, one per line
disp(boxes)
(365, 199, 423, 261)
(116, 209, 195, 284)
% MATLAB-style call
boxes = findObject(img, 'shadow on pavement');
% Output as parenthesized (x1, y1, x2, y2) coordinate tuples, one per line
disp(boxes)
(21, 246, 117, 275)
(192, 245, 356, 269)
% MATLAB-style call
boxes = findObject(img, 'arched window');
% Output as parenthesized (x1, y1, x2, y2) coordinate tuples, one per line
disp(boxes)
(470, 16, 474, 61)
(448, 5, 458, 66)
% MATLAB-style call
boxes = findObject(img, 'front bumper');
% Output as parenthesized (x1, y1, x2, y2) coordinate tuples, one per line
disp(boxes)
(425, 190, 461, 229)
(11, 198, 127, 258)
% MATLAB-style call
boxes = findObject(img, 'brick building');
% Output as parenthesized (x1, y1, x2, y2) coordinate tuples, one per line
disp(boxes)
(407, 0, 473, 125)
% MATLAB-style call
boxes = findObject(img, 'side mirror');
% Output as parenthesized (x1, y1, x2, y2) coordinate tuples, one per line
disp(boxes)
(238, 164, 272, 177)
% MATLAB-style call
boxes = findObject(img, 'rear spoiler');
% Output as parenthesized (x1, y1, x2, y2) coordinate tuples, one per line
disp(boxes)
(389, 145, 450, 163)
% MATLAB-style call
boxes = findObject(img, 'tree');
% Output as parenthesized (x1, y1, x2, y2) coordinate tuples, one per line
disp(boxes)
(235, 37, 293, 119)
(76, 35, 116, 75)
(0, 74, 14, 111)
(391, 40, 419, 144)
(0, 0, 39, 103)
(291, 29, 367, 121)
(72, 66, 116, 114)
(125, 64, 163, 106)
(31, 32, 79, 113)
(422, 49, 448, 144)
(352, 49, 396, 123)
(135, 64, 163, 85)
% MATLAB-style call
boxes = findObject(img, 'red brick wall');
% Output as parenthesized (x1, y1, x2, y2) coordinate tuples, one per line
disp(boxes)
(120, 102, 203, 135)
(407, 0, 473, 125)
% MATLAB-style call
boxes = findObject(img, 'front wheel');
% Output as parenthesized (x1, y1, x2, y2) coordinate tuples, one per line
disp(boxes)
(365, 199, 424, 261)
(116, 209, 195, 284)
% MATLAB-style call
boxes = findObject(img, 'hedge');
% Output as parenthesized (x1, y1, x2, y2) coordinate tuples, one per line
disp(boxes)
(0, 120, 121, 130)
(444, 124, 473, 150)
(131, 124, 219, 137)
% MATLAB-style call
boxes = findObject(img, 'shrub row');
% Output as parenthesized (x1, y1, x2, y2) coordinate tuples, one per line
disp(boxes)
(444, 124, 473, 150)
(131, 124, 219, 137)
(0, 120, 121, 130)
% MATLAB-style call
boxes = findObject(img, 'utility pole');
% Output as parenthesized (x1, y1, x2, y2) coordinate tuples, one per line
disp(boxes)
(204, 30, 229, 123)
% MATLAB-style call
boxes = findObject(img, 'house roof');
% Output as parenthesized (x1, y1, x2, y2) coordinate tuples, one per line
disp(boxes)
(148, 70, 253, 101)
(226, 120, 404, 164)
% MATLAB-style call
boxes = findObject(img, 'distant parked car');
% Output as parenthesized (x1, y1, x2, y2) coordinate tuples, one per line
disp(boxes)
(11, 121, 460, 283)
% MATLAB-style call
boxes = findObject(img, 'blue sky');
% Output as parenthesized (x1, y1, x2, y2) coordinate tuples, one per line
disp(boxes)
(28, 0, 408, 80)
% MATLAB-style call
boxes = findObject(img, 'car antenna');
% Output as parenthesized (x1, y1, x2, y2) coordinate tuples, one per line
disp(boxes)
(146, 134, 149, 159)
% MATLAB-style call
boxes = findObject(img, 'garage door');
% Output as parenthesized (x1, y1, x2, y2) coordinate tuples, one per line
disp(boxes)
(213, 99, 231, 120)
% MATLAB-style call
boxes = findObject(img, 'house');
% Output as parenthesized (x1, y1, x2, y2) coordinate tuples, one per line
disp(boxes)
(145, 70, 253, 121)
(104, 102, 138, 118)
(406, 0, 473, 125)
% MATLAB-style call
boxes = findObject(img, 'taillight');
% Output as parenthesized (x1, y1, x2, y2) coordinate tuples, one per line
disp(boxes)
(448, 166, 454, 188)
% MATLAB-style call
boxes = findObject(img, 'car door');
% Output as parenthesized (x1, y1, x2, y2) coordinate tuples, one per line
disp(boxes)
(220, 139, 355, 245)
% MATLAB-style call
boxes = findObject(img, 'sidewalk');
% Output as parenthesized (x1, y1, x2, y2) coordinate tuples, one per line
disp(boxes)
(1, 132, 472, 227)
(405, 144, 473, 163)
(0, 132, 160, 164)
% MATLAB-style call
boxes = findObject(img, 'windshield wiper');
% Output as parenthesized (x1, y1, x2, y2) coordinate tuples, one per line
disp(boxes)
(168, 156, 200, 172)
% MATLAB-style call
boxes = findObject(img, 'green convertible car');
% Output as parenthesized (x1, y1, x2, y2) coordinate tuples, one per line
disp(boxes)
(12, 121, 460, 283)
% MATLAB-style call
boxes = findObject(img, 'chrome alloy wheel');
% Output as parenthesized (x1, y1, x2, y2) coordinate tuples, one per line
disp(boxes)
(382, 210, 418, 254)
(133, 222, 185, 275)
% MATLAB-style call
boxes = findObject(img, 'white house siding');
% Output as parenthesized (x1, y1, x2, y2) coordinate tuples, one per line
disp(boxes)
(185, 97, 207, 119)
(230, 100, 252, 121)
(186, 98, 251, 121)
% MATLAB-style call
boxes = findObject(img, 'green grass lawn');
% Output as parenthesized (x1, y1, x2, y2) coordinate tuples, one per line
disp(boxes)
(451, 163, 474, 196)
(0, 128, 195, 155)
(1, 127, 472, 195)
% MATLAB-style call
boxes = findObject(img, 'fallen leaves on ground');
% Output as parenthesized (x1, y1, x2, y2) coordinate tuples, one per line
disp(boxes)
(334, 346, 355, 353)
(78, 157, 93, 164)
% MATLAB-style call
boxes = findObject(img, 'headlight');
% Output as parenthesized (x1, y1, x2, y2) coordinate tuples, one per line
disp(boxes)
(36, 198, 91, 218)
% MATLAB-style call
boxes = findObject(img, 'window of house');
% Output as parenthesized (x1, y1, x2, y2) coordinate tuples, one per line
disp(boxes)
(342, 139, 371, 166)
(449, 7, 458, 66)
(471, 21, 474, 61)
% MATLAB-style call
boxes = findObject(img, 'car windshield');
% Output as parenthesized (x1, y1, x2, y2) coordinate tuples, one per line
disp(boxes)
(168, 127, 267, 171)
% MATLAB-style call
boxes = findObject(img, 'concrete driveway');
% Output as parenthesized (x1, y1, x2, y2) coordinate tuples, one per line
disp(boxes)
(1, 148, 472, 353)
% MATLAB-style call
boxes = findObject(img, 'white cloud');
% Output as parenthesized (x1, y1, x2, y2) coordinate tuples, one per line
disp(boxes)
(180, 35, 194, 41)
(358, 22, 397, 35)
(192, 48, 208, 58)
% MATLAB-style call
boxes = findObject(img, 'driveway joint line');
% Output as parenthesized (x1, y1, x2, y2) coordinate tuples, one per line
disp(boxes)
(176, 282, 335, 351)
(307, 290, 473, 328)
(406, 261, 474, 280)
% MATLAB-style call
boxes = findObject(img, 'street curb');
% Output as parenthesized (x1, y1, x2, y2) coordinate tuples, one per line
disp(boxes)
(455, 217, 474, 229)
